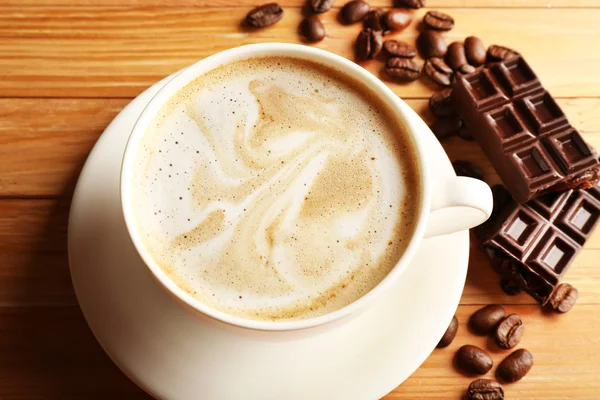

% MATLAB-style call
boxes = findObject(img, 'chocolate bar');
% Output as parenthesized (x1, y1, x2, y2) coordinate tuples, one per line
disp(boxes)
(453, 56, 600, 203)
(478, 182, 600, 304)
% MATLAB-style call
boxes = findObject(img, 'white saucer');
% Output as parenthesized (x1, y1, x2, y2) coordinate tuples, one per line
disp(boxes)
(68, 73, 469, 400)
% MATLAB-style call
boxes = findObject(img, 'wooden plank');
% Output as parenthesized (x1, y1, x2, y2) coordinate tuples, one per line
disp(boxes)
(0, 304, 597, 399)
(0, 253, 76, 306)
(0, 0, 597, 8)
(0, 199, 69, 253)
(0, 98, 127, 197)
(0, 197, 597, 306)
(1, 7, 599, 98)
(1, 97, 599, 197)
(0, 306, 150, 399)
(387, 304, 600, 399)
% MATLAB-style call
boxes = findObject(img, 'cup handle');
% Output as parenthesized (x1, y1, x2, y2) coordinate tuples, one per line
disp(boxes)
(424, 176, 493, 238)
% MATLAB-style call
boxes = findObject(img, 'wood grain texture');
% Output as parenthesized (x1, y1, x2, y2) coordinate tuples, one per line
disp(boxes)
(1, 1, 600, 399)
(2, 0, 598, 8)
(1, 98, 599, 197)
(389, 305, 600, 399)
(0, 198, 597, 307)
(0, 305, 597, 399)
(1, 7, 599, 98)
(0, 306, 149, 399)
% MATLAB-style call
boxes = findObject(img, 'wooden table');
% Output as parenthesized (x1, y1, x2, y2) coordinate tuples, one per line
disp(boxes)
(1, 0, 599, 398)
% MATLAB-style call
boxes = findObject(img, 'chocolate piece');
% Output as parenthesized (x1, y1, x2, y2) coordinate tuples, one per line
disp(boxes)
(480, 182, 600, 304)
(453, 56, 600, 203)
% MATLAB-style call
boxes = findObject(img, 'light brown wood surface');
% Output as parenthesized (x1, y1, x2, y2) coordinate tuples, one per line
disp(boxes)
(0, 1, 598, 399)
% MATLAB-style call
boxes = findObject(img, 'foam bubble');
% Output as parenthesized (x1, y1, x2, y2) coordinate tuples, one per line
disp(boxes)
(131, 57, 420, 321)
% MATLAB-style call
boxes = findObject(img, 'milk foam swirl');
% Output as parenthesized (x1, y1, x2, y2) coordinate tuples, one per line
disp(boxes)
(131, 57, 420, 321)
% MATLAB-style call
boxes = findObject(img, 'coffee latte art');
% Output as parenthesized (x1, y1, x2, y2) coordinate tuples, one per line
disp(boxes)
(131, 57, 420, 321)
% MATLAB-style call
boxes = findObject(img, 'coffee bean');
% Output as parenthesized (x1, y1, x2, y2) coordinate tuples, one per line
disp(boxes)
(424, 57, 453, 87)
(465, 36, 486, 66)
(467, 379, 504, 400)
(469, 305, 505, 335)
(497, 349, 533, 383)
(309, 0, 334, 13)
(423, 10, 454, 31)
(446, 41, 468, 71)
(246, 3, 284, 28)
(548, 283, 579, 313)
(385, 57, 421, 81)
(395, 0, 425, 8)
(495, 313, 524, 349)
(455, 345, 493, 375)
(384, 9, 412, 31)
(340, 0, 370, 24)
(500, 277, 523, 296)
(383, 40, 416, 58)
(429, 89, 455, 118)
(431, 116, 461, 141)
(486, 44, 520, 63)
(356, 28, 382, 60)
(417, 30, 447, 58)
(453, 160, 484, 181)
(437, 314, 458, 348)
(459, 64, 477, 75)
(300, 16, 325, 42)
(363, 9, 384, 31)
(457, 125, 475, 140)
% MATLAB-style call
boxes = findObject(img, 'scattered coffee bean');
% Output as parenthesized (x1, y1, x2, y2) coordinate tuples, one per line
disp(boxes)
(457, 125, 474, 140)
(446, 41, 468, 70)
(548, 283, 579, 313)
(246, 3, 284, 28)
(431, 116, 461, 140)
(500, 278, 523, 296)
(455, 345, 493, 375)
(453, 160, 484, 181)
(383, 40, 416, 58)
(486, 44, 520, 63)
(417, 30, 447, 58)
(385, 57, 421, 81)
(309, 0, 334, 13)
(424, 57, 453, 87)
(394, 0, 425, 8)
(465, 36, 486, 66)
(495, 313, 524, 349)
(469, 305, 505, 335)
(467, 379, 504, 400)
(356, 28, 383, 60)
(497, 348, 533, 382)
(429, 89, 455, 118)
(437, 315, 458, 348)
(363, 9, 384, 31)
(300, 16, 326, 42)
(384, 9, 412, 31)
(459, 64, 477, 75)
(423, 10, 454, 31)
(340, 0, 370, 24)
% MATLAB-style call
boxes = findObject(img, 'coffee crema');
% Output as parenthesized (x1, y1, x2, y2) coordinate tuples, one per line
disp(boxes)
(131, 56, 420, 321)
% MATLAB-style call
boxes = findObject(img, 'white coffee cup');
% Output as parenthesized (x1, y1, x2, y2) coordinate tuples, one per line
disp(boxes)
(120, 43, 492, 332)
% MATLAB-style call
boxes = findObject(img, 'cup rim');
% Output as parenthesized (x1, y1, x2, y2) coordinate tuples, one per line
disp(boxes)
(120, 43, 432, 331)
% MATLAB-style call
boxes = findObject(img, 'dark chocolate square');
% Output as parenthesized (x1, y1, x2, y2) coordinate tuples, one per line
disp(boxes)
(528, 228, 579, 279)
(461, 70, 508, 111)
(485, 104, 536, 150)
(528, 190, 572, 221)
(512, 143, 561, 187)
(493, 206, 545, 258)
(555, 190, 600, 244)
(490, 57, 541, 98)
(519, 92, 568, 135)
(544, 129, 597, 174)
